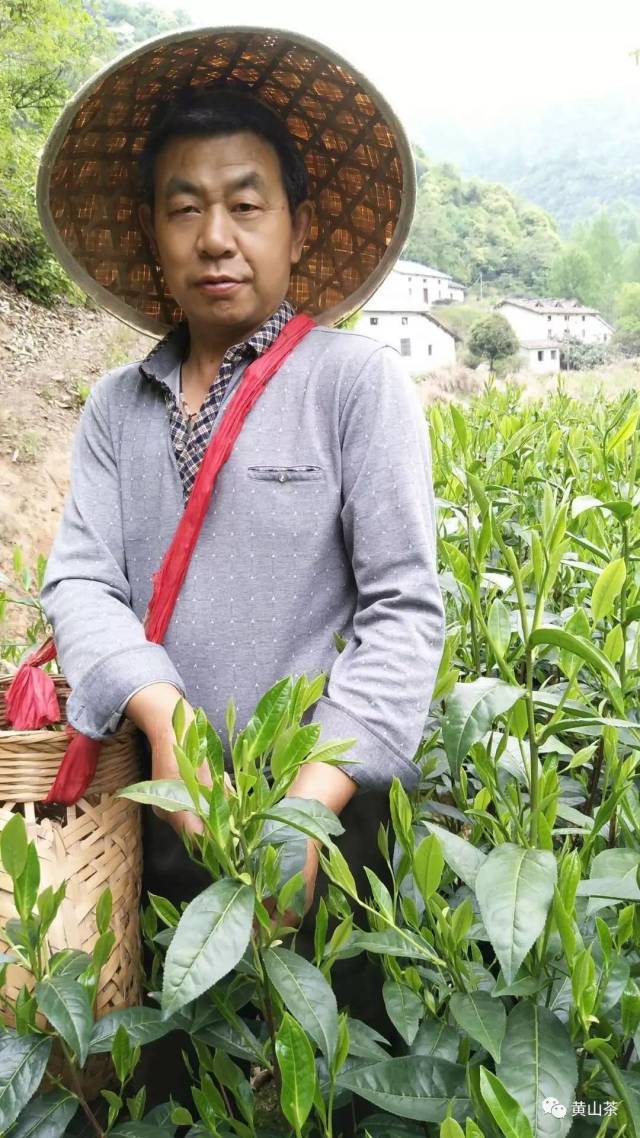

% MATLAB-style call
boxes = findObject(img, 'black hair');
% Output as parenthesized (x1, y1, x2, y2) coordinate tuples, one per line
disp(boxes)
(136, 87, 310, 217)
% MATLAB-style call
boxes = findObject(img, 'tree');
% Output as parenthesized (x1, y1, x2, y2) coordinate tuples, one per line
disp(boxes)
(0, 0, 115, 301)
(611, 282, 640, 356)
(615, 281, 640, 332)
(549, 246, 597, 306)
(468, 313, 519, 370)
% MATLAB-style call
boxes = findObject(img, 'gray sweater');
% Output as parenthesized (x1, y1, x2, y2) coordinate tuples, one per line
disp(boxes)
(40, 323, 445, 793)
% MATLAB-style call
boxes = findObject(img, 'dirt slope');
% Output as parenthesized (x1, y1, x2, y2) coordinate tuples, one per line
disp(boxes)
(0, 282, 152, 643)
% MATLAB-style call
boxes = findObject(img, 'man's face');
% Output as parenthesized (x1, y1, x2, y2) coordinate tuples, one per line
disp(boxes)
(138, 130, 312, 341)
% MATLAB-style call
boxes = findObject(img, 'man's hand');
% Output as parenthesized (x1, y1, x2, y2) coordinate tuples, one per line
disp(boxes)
(263, 762, 357, 932)
(124, 683, 232, 838)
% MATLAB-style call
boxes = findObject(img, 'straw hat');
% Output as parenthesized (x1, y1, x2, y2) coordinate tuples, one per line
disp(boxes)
(36, 25, 416, 336)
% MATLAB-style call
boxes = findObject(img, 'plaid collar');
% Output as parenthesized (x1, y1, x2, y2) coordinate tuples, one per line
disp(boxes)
(138, 299, 297, 388)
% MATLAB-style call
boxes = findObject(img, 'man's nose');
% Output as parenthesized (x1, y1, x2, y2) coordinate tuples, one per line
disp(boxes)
(195, 206, 237, 258)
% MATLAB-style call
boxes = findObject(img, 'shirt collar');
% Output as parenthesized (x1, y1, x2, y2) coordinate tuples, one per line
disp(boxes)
(138, 299, 297, 388)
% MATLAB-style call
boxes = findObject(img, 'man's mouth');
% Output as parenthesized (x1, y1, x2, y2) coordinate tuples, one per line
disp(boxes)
(194, 276, 246, 295)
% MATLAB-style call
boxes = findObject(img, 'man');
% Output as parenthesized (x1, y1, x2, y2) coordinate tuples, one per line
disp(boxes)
(37, 26, 445, 1123)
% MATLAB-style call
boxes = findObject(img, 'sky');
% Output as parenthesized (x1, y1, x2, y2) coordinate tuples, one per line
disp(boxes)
(148, 0, 640, 132)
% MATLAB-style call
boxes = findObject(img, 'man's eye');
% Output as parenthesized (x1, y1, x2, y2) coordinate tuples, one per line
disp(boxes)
(234, 202, 259, 212)
(171, 205, 197, 214)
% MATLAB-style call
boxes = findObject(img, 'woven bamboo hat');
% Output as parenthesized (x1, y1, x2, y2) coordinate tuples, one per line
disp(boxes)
(36, 25, 416, 336)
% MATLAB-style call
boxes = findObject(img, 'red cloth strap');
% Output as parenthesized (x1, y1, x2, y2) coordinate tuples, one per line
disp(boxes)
(5, 313, 317, 804)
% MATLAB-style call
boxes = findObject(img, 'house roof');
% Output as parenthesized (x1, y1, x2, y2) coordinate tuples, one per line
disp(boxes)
(394, 258, 452, 280)
(519, 340, 564, 350)
(360, 307, 461, 341)
(497, 297, 613, 329)
(362, 297, 432, 314)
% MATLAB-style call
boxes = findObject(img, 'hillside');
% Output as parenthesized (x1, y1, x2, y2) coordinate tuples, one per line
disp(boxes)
(405, 148, 562, 293)
(0, 283, 150, 642)
(415, 92, 640, 239)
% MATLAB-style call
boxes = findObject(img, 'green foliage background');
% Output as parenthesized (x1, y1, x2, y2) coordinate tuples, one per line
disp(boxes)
(2, 0, 640, 343)
(0, 0, 189, 304)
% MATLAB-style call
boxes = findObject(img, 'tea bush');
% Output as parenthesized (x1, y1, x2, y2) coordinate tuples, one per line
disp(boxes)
(2, 377, 640, 1136)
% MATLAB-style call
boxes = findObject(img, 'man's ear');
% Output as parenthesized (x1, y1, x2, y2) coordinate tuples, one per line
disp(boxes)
(290, 200, 314, 265)
(138, 203, 158, 258)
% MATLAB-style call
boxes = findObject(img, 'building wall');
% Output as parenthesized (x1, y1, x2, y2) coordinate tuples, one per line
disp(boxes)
(500, 304, 611, 344)
(369, 268, 463, 310)
(519, 345, 561, 374)
(357, 311, 456, 375)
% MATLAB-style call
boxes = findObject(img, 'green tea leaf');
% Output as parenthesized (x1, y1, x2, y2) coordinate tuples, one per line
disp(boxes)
(478, 1067, 533, 1138)
(162, 879, 254, 1014)
(449, 991, 506, 1064)
(337, 1054, 469, 1122)
(89, 1007, 177, 1054)
(263, 947, 338, 1061)
(496, 1003, 577, 1138)
(275, 1012, 316, 1133)
(591, 558, 626, 623)
(382, 981, 423, 1046)
(35, 976, 93, 1066)
(475, 845, 556, 984)
(0, 814, 27, 881)
(0, 1032, 52, 1133)
(443, 680, 524, 779)
(6, 1088, 78, 1138)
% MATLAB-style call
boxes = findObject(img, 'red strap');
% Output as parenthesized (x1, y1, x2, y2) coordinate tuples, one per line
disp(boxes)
(143, 313, 316, 642)
(11, 312, 317, 803)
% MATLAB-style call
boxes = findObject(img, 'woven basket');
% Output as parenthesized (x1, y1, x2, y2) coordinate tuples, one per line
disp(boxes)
(0, 671, 143, 1100)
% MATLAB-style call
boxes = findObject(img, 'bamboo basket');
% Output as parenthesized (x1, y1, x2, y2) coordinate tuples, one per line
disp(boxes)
(0, 671, 143, 1099)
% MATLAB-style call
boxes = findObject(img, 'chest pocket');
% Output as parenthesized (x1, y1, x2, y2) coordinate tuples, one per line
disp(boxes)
(247, 465, 325, 483)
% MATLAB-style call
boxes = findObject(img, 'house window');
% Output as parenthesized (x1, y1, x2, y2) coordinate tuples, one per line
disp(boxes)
(369, 317, 378, 325)
(400, 338, 411, 357)
(547, 329, 553, 339)
(428, 345, 433, 356)
(564, 315, 570, 322)
(550, 350, 557, 359)
(408, 287, 412, 296)
(582, 329, 585, 338)
(547, 315, 552, 322)
(423, 287, 429, 303)
(603, 334, 608, 342)
(401, 316, 408, 325)
(582, 315, 586, 321)
(537, 350, 544, 361)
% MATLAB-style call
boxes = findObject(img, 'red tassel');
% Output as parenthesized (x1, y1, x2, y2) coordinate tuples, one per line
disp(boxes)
(43, 726, 103, 805)
(5, 663, 60, 729)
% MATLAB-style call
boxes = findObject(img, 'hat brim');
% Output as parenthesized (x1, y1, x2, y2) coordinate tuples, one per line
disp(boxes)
(37, 25, 416, 336)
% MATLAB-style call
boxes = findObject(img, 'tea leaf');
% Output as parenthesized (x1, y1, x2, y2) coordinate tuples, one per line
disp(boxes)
(496, 1003, 577, 1138)
(162, 879, 254, 1015)
(449, 991, 506, 1064)
(475, 844, 556, 983)
(443, 679, 524, 779)
(275, 1012, 316, 1133)
(478, 1067, 533, 1138)
(591, 557, 626, 622)
(0, 1031, 52, 1133)
(6, 1089, 78, 1138)
(382, 980, 423, 1045)
(0, 814, 27, 881)
(336, 1054, 469, 1122)
(263, 946, 338, 1061)
(35, 976, 93, 1066)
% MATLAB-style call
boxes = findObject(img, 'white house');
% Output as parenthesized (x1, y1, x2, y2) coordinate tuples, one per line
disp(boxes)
(356, 301, 459, 376)
(519, 340, 562, 375)
(496, 298, 613, 346)
(371, 259, 465, 310)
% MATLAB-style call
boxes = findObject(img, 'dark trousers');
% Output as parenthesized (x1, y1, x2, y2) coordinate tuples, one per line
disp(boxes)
(134, 733, 393, 1135)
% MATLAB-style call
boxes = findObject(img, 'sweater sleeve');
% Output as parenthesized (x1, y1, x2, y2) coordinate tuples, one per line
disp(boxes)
(39, 381, 187, 740)
(308, 344, 445, 794)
